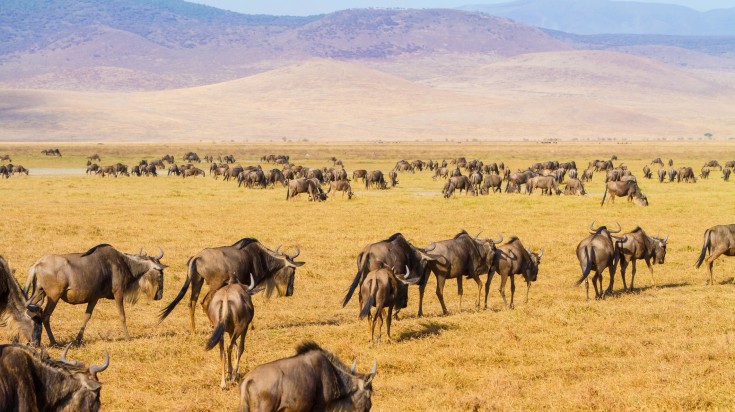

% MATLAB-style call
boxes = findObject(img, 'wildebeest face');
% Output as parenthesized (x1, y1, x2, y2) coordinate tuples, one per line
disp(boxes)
(634, 193, 649, 206)
(653, 236, 668, 264)
(20, 303, 43, 346)
(69, 374, 102, 412)
(525, 248, 543, 282)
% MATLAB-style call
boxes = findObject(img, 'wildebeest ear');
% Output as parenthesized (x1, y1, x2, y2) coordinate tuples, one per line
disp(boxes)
(351, 358, 357, 374)
(156, 264, 168, 270)
(428, 254, 448, 266)
(81, 378, 102, 391)
(289, 261, 305, 267)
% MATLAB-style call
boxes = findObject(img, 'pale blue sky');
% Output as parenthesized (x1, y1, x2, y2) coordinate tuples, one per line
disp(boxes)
(188, 0, 734, 15)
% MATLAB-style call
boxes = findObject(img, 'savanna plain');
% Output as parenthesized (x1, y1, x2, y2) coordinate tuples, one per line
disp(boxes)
(1, 141, 734, 411)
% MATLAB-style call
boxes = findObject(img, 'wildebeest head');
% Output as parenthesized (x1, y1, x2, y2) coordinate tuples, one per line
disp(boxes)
(58, 344, 109, 409)
(652, 233, 669, 264)
(267, 245, 305, 297)
(524, 247, 543, 282)
(345, 359, 377, 411)
(127, 248, 167, 302)
(633, 192, 649, 207)
(472, 232, 503, 267)
(589, 221, 621, 236)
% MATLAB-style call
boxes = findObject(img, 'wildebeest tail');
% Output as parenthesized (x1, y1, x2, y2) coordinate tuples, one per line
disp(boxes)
(342, 253, 368, 307)
(695, 229, 712, 268)
(600, 185, 608, 207)
(575, 248, 594, 286)
(158, 257, 194, 322)
(205, 300, 227, 351)
(359, 279, 375, 319)
(24, 265, 38, 297)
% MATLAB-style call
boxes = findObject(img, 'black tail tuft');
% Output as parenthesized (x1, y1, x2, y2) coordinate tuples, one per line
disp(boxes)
(695, 230, 711, 268)
(575, 248, 594, 286)
(205, 322, 226, 351)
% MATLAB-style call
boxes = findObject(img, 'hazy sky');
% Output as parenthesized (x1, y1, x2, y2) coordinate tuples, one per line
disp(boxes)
(188, 0, 734, 15)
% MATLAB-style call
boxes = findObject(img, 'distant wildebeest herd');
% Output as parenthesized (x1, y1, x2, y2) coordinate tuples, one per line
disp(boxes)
(1, 149, 734, 411)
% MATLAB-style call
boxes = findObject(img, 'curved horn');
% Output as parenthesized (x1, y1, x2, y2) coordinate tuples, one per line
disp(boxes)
(287, 246, 300, 260)
(365, 360, 377, 384)
(138, 248, 144, 256)
(491, 234, 503, 244)
(155, 247, 164, 260)
(351, 358, 357, 374)
(274, 244, 282, 255)
(664, 234, 669, 243)
(424, 242, 436, 252)
(60, 342, 73, 364)
(589, 221, 598, 233)
(248, 273, 256, 291)
(89, 350, 110, 379)
(404, 265, 411, 279)
(610, 222, 622, 233)
(538, 247, 544, 258)
(474, 231, 482, 240)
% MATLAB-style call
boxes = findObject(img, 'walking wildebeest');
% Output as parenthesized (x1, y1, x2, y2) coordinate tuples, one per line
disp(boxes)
(433, 167, 449, 180)
(359, 265, 419, 344)
(528, 175, 560, 195)
(642, 165, 652, 179)
(0, 256, 42, 345)
(484, 237, 542, 309)
(286, 178, 326, 201)
(352, 169, 367, 183)
(601, 180, 648, 206)
(0, 154, 11, 162)
(695, 224, 735, 285)
(575, 222, 621, 301)
(564, 178, 586, 195)
(25, 245, 166, 345)
(238, 341, 376, 412)
(651, 158, 664, 167)
(86, 163, 100, 175)
(616, 227, 668, 290)
(0, 344, 109, 411)
(658, 168, 666, 183)
(581, 169, 594, 182)
(480, 174, 502, 194)
(419, 231, 502, 316)
(87, 154, 101, 162)
(206, 273, 256, 388)
(159, 238, 303, 332)
(365, 170, 387, 189)
(327, 180, 354, 199)
(342, 233, 446, 319)
(704, 160, 722, 170)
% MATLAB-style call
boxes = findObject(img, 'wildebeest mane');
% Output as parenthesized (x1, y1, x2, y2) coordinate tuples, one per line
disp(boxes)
(1, 344, 89, 374)
(294, 341, 352, 375)
(81, 244, 112, 257)
(231, 238, 259, 249)
(453, 230, 470, 240)
(385, 233, 404, 242)
(0, 257, 29, 326)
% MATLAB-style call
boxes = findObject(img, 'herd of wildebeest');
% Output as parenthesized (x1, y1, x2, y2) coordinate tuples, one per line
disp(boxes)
(0, 149, 734, 411)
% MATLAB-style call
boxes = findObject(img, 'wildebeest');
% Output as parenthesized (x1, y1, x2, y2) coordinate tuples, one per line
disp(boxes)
(616, 227, 668, 290)
(87, 154, 101, 162)
(0, 154, 11, 162)
(601, 180, 648, 206)
(479, 174, 503, 194)
(365, 170, 387, 189)
(167, 164, 181, 176)
(206, 272, 256, 388)
(704, 160, 722, 170)
(238, 341, 375, 412)
(286, 178, 326, 201)
(159, 238, 303, 332)
(11, 165, 29, 175)
(668, 159, 674, 167)
(651, 158, 664, 167)
(723, 168, 731, 181)
(388, 170, 398, 187)
(352, 169, 367, 183)
(564, 178, 586, 195)
(420, 231, 502, 316)
(574, 222, 621, 300)
(359, 265, 419, 344)
(484, 237, 542, 309)
(42, 148, 62, 157)
(433, 167, 449, 180)
(97, 165, 117, 177)
(678, 166, 696, 183)
(342, 233, 445, 318)
(581, 169, 594, 182)
(695, 224, 735, 285)
(0, 344, 109, 411)
(162, 154, 175, 164)
(0, 256, 42, 345)
(327, 180, 354, 199)
(183, 152, 201, 163)
(642, 165, 652, 179)
(726, 161, 735, 169)
(86, 163, 100, 175)
(25, 245, 166, 345)
(528, 175, 560, 195)
(446, 175, 474, 196)
(442, 180, 456, 198)
(700, 166, 710, 179)
(657, 168, 666, 183)
(183, 167, 206, 178)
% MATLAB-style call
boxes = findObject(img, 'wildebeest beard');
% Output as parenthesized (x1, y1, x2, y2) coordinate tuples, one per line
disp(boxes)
(252, 250, 295, 298)
(121, 254, 162, 304)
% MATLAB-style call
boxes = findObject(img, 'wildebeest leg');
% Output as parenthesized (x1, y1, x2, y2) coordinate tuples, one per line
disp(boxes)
(509, 275, 516, 309)
(630, 259, 638, 289)
(219, 335, 227, 388)
(41, 298, 59, 346)
(114, 292, 130, 340)
(499, 274, 509, 308)
(233, 332, 245, 382)
(592, 271, 601, 299)
(484, 271, 495, 309)
(704, 247, 727, 285)
(225, 335, 236, 387)
(435, 276, 448, 315)
(386, 306, 393, 343)
(75, 299, 99, 344)
(644, 258, 655, 287)
(604, 263, 616, 296)
(619, 258, 629, 290)
(188, 276, 205, 332)
(457, 276, 464, 312)
(585, 279, 590, 302)
(525, 281, 530, 304)
(471, 274, 482, 309)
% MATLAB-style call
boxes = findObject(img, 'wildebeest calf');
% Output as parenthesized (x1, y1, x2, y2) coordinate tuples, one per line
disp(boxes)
(359, 266, 418, 344)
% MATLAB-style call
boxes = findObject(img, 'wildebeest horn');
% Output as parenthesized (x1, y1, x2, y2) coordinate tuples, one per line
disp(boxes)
(474, 231, 482, 240)
(365, 360, 377, 384)
(248, 273, 256, 291)
(155, 247, 164, 260)
(287, 246, 300, 260)
(138, 248, 144, 256)
(274, 244, 282, 255)
(89, 350, 110, 379)
(424, 242, 436, 252)
(492, 234, 503, 244)
(664, 234, 669, 243)
(60, 342, 73, 364)
(351, 358, 357, 374)
(589, 221, 598, 233)
(610, 222, 622, 233)
(538, 247, 544, 258)
(404, 265, 410, 279)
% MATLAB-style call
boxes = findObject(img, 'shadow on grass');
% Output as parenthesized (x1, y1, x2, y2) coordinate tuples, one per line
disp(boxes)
(718, 277, 734, 285)
(398, 320, 453, 341)
(607, 282, 690, 297)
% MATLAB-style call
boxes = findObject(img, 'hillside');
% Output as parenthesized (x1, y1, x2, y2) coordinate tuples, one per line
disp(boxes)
(460, 0, 735, 35)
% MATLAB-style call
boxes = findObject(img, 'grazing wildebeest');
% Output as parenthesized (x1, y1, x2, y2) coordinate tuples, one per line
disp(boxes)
(420, 231, 502, 316)
(327, 180, 354, 199)
(141, 164, 157, 177)
(238, 341, 375, 412)
(575, 222, 621, 301)
(651, 158, 664, 167)
(447, 175, 474, 195)
(564, 178, 586, 195)
(342, 233, 445, 318)
(359, 265, 419, 344)
(0, 344, 109, 412)
(388, 170, 398, 187)
(0, 256, 42, 345)
(183, 167, 205, 178)
(159, 238, 303, 332)
(264, 169, 287, 187)
(678, 167, 696, 183)
(726, 160, 735, 169)
(616, 227, 668, 290)
(484, 237, 542, 309)
(0, 154, 11, 162)
(97, 165, 117, 177)
(442, 180, 456, 198)
(528, 175, 560, 195)
(167, 164, 181, 176)
(695, 224, 735, 285)
(468, 172, 483, 194)
(352, 169, 367, 183)
(480, 174, 503, 194)
(162, 154, 175, 164)
(668, 159, 674, 167)
(0, 165, 8, 178)
(601, 180, 648, 206)
(642, 165, 652, 179)
(581, 169, 594, 182)
(704, 160, 722, 170)
(657, 168, 666, 183)
(183, 152, 201, 163)
(286, 178, 325, 201)
(700, 166, 710, 179)
(206, 273, 256, 388)
(723, 168, 731, 181)
(11, 165, 29, 175)
(25, 244, 166, 345)
(87, 154, 101, 162)
(365, 170, 387, 189)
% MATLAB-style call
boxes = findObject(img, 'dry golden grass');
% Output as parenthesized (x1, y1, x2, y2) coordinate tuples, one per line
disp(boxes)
(1, 142, 734, 411)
